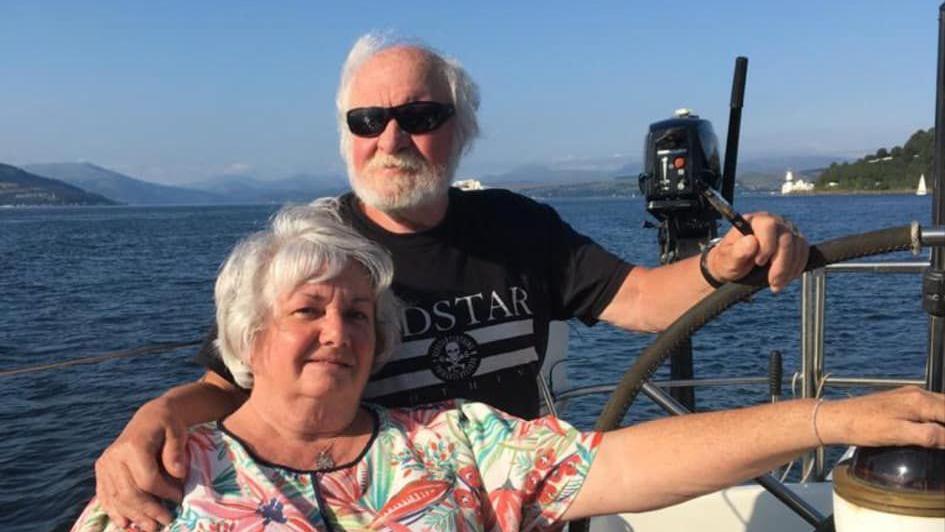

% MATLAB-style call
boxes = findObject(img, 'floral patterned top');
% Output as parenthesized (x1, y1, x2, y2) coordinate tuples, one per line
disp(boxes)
(73, 401, 602, 531)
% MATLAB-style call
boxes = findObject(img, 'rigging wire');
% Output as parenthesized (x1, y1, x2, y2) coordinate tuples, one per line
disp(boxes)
(0, 339, 203, 378)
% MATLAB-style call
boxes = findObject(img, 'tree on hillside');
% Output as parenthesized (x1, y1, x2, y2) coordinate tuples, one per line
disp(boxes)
(816, 127, 934, 191)
(904, 129, 932, 158)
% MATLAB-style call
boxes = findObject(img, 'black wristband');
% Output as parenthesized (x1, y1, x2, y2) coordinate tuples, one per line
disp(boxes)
(700, 239, 724, 288)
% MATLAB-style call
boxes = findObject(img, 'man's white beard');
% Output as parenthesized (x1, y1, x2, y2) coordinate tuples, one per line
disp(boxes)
(349, 151, 454, 215)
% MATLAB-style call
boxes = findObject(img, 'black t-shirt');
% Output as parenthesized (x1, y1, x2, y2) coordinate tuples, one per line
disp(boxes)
(196, 188, 633, 418)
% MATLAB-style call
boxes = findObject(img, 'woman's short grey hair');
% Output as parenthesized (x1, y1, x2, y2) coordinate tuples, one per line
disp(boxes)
(214, 198, 401, 389)
(336, 33, 481, 168)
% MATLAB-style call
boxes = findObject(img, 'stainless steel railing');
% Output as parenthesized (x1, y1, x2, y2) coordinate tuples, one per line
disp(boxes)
(799, 260, 929, 480)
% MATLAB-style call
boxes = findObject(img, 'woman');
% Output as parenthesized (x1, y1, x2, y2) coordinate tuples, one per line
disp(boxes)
(74, 200, 945, 531)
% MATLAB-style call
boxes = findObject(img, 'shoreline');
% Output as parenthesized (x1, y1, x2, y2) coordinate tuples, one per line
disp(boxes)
(2, 190, 928, 208)
(778, 189, 925, 196)
(529, 189, 927, 201)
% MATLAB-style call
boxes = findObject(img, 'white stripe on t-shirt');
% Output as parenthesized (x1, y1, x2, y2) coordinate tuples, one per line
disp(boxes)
(364, 346, 539, 398)
(389, 318, 536, 362)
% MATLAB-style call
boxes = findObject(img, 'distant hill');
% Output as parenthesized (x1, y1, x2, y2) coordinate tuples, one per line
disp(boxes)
(736, 168, 826, 192)
(24, 162, 351, 205)
(186, 172, 348, 204)
(24, 162, 224, 205)
(738, 155, 844, 175)
(0, 163, 116, 206)
(515, 179, 634, 198)
(483, 163, 626, 187)
(815, 128, 934, 191)
(734, 155, 843, 192)
(482, 154, 849, 194)
(736, 171, 783, 192)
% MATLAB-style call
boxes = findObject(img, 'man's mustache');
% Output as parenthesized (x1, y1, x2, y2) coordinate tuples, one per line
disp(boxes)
(365, 153, 427, 173)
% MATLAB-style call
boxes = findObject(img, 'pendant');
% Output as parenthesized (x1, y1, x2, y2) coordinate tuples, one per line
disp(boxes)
(315, 449, 335, 470)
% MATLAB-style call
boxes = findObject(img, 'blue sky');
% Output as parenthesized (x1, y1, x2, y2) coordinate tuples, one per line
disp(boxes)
(0, 1, 940, 185)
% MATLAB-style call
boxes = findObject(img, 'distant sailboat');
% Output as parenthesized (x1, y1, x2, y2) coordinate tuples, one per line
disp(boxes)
(917, 174, 928, 196)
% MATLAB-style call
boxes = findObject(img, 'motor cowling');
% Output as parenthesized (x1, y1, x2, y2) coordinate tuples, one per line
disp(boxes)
(638, 108, 722, 222)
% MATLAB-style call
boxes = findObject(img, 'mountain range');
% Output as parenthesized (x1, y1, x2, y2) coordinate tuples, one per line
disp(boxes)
(185, 172, 348, 204)
(484, 153, 841, 196)
(3, 151, 851, 207)
(22, 163, 348, 206)
(0, 163, 116, 206)
(24, 163, 223, 205)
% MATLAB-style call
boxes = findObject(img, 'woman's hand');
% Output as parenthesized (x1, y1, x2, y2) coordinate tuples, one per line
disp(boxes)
(94, 397, 187, 531)
(819, 386, 945, 448)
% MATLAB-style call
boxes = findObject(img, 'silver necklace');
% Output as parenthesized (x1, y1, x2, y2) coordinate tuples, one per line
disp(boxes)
(315, 446, 336, 470)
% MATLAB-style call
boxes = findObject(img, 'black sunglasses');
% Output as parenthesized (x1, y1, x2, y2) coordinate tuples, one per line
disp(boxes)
(346, 101, 455, 138)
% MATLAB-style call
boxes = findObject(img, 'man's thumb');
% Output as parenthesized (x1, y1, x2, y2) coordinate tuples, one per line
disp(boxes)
(731, 235, 759, 264)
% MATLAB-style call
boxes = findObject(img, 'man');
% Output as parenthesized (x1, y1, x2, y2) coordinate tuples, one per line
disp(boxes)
(94, 34, 809, 529)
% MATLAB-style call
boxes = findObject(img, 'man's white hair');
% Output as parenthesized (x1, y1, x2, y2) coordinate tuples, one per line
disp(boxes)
(214, 199, 401, 389)
(336, 33, 481, 170)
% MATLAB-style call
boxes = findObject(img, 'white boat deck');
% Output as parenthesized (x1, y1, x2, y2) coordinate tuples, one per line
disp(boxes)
(590, 482, 833, 532)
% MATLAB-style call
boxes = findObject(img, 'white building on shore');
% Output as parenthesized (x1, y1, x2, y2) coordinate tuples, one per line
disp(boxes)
(781, 170, 815, 194)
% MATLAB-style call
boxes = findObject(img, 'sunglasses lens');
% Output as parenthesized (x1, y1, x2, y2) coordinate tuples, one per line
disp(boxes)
(346, 102, 454, 137)
(347, 108, 389, 137)
(395, 102, 453, 134)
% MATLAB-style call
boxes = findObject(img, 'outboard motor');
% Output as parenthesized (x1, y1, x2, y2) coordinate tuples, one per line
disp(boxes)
(638, 108, 722, 263)
(833, 4, 945, 530)
(637, 109, 725, 410)
(637, 57, 748, 413)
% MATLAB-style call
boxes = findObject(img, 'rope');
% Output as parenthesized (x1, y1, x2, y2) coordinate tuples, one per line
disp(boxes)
(0, 339, 203, 378)
(816, 372, 832, 398)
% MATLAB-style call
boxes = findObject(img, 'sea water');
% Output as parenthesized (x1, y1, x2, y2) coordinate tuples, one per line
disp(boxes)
(0, 194, 931, 530)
